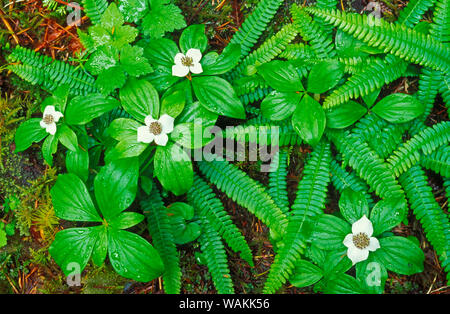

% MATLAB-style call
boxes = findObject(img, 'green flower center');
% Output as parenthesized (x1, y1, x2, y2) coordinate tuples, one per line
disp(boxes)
(353, 232, 370, 249)
(181, 56, 193, 67)
(149, 121, 162, 135)
(43, 114, 54, 124)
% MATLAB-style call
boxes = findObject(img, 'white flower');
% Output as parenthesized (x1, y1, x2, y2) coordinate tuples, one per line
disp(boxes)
(40, 105, 63, 135)
(172, 48, 203, 77)
(343, 215, 380, 265)
(137, 114, 174, 146)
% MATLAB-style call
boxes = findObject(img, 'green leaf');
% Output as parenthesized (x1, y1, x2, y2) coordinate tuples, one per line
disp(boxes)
(325, 100, 367, 129)
(370, 198, 406, 236)
(192, 76, 245, 119)
(356, 259, 387, 294)
(117, 0, 147, 23)
(339, 188, 369, 224)
(66, 147, 89, 182)
(91, 227, 108, 266)
(107, 118, 149, 160)
(51, 173, 102, 222)
(42, 133, 58, 166)
(120, 45, 153, 77)
(372, 236, 424, 275)
(107, 229, 164, 282)
(57, 124, 78, 152)
(144, 38, 179, 68)
(179, 24, 208, 54)
(322, 249, 352, 277)
(258, 60, 303, 92)
(142, 1, 186, 38)
(95, 66, 127, 95)
(108, 118, 141, 142)
(176, 101, 218, 128)
(94, 158, 139, 220)
(89, 25, 112, 47)
(0, 227, 7, 247)
(65, 94, 120, 125)
(261, 91, 302, 121)
(371, 93, 426, 123)
(14, 118, 47, 152)
(362, 88, 381, 107)
(201, 44, 241, 75)
(290, 260, 323, 288)
(307, 60, 344, 94)
(100, 3, 124, 30)
(312, 214, 350, 250)
(49, 227, 102, 276)
(109, 212, 145, 229)
(120, 78, 160, 122)
(112, 25, 139, 49)
(324, 273, 365, 294)
(85, 46, 119, 75)
(160, 87, 186, 118)
(146, 66, 180, 92)
(154, 142, 193, 196)
(40, 85, 70, 112)
(291, 94, 326, 146)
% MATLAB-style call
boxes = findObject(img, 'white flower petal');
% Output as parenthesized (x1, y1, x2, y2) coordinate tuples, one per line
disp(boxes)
(46, 123, 57, 135)
(174, 53, 186, 66)
(43, 105, 56, 116)
(145, 115, 157, 126)
(343, 234, 354, 248)
(347, 247, 369, 265)
(352, 215, 374, 237)
(53, 111, 64, 122)
(172, 64, 190, 77)
(186, 48, 202, 63)
(40, 120, 47, 129)
(158, 114, 174, 134)
(189, 62, 203, 74)
(137, 125, 154, 143)
(154, 133, 169, 146)
(368, 237, 381, 252)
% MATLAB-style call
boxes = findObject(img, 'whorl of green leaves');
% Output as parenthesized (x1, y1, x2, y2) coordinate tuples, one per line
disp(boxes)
(142, 188, 181, 294)
(187, 175, 254, 266)
(400, 166, 450, 281)
(197, 159, 288, 237)
(8, 46, 98, 95)
(323, 55, 407, 108)
(229, 0, 284, 60)
(291, 5, 336, 59)
(263, 141, 331, 293)
(305, 7, 450, 73)
(268, 150, 290, 215)
(387, 121, 450, 177)
(197, 218, 234, 294)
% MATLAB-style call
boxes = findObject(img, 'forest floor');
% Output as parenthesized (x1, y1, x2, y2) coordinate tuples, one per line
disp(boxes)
(0, 0, 448, 294)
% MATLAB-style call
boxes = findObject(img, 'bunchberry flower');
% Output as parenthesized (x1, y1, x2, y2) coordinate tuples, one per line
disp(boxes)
(40, 105, 63, 135)
(137, 114, 174, 146)
(343, 215, 380, 265)
(172, 48, 203, 77)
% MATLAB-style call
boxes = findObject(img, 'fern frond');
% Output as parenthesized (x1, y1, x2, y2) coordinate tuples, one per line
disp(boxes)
(232, 24, 298, 78)
(197, 218, 234, 294)
(279, 43, 316, 61)
(305, 7, 450, 73)
(387, 121, 450, 177)
(8, 47, 97, 95)
(327, 129, 405, 200)
(430, 0, 449, 44)
(416, 68, 442, 120)
(142, 188, 181, 294)
(314, 0, 338, 36)
(323, 54, 407, 108)
(400, 166, 450, 281)
(263, 141, 331, 293)
(330, 159, 374, 208)
(187, 175, 254, 266)
(420, 145, 450, 177)
(268, 150, 290, 215)
(291, 5, 336, 58)
(440, 74, 450, 108)
(81, 0, 108, 24)
(197, 159, 288, 237)
(229, 0, 284, 60)
(397, 0, 436, 28)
